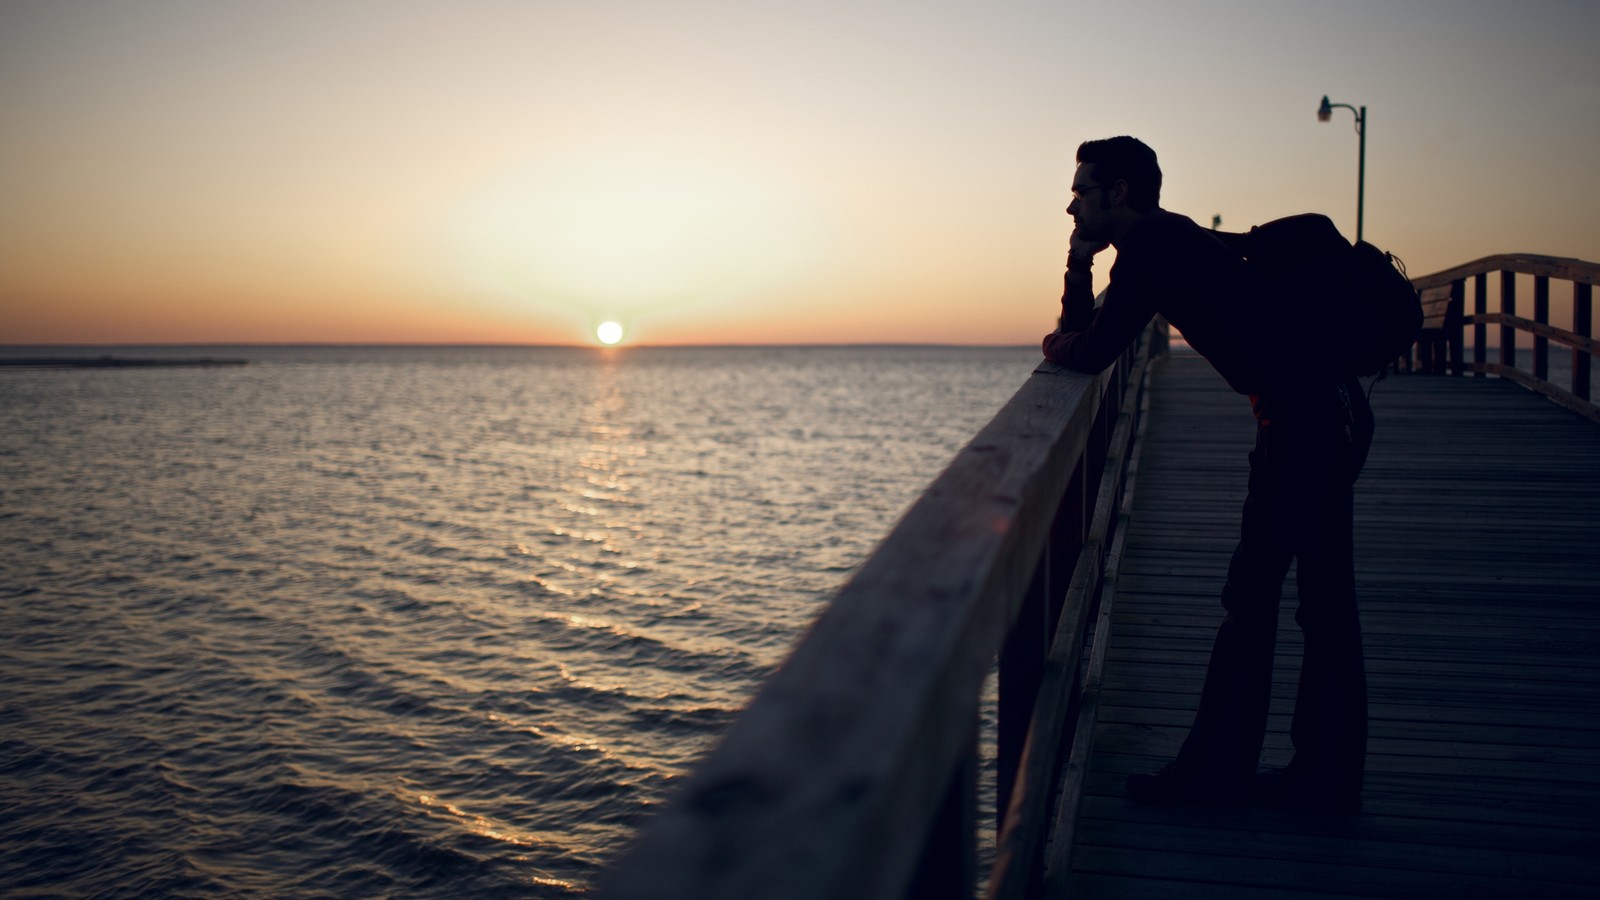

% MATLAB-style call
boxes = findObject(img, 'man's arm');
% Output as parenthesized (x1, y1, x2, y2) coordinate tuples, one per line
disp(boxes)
(1058, 248, 1097, 331)
(1041, 234, 1156, 373)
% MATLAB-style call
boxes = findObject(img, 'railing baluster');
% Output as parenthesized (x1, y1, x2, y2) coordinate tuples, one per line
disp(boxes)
(1473, 272, 1489, 377)
(906, 722, 978, 900)
(1534, 275, 1550, 382)
(1449, 279, 1466, 377)
(1055, 455, 1087, 632)
(1500, 270, 1517, 370)
(1576, 282, 1593, 402)
(998, 551, 1049, 820)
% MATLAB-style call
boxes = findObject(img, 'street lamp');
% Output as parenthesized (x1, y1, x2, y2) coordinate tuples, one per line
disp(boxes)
(1317, 95, 1366, 241)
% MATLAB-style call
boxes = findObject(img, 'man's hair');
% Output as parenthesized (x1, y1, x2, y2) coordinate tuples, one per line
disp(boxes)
(1076, 136, 1162, 213)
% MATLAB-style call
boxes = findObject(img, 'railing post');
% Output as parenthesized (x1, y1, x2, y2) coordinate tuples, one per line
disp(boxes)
(1500, 270, 1517, 371)
(1534, 275, 1550, 383)
(1449, 279, 1466, 377)
(1082, 395, 1111, 554)
(1576, 282, 1593, 402)
(998, 547, 1050, 821)
(1473, 272, 1489, 376)
(1053, 458, 1088, 633)
(906, 721, 978, 900)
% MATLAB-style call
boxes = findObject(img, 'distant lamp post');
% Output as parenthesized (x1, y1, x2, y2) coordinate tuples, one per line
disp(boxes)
(1317, 94, 1366, 241)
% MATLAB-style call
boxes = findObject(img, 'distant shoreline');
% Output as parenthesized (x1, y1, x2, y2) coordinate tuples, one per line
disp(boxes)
(0, 356, 248, 369)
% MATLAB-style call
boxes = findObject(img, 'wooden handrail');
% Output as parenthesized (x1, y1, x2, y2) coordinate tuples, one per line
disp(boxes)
(599, 321, 1164, 900)
(1410, 253, 1600, 290)
(1407, 254, 1598, 424)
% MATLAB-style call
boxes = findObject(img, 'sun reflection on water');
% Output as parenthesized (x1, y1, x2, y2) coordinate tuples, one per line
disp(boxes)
(415, 792, 542, 848)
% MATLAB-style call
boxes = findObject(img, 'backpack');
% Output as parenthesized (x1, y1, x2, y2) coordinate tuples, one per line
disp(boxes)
(1233, 213, 1422, 379)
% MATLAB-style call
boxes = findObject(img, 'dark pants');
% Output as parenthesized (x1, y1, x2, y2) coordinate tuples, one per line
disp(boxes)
(1176, 380, 1372, 797)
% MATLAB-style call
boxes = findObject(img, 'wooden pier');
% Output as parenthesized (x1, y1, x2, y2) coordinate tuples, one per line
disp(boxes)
(1062, 353, 1600, 898)
(602, 253, 1600, 899)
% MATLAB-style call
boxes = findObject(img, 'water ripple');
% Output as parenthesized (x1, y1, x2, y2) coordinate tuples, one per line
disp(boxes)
(0, 345, 1035, 896)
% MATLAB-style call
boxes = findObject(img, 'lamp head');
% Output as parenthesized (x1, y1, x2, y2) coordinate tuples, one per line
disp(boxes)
(1317, 95, 1333, 122)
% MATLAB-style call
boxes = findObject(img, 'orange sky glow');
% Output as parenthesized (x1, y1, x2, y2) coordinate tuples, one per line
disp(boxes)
(3, 1, 1597, 347)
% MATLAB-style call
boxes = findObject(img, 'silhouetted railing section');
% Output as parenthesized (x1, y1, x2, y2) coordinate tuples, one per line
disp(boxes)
(600, 320, 1165, 900)
(1409, 254, 1599, 423)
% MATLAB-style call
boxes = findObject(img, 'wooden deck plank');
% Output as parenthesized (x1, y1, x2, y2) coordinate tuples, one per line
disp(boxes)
(1058, 353, 1600, 899)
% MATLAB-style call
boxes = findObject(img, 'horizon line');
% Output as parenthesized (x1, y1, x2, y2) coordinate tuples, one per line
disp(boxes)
(1, 340, 1042, 351)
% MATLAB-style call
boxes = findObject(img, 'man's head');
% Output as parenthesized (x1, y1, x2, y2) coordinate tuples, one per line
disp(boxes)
(1068, 136, 1162, 245)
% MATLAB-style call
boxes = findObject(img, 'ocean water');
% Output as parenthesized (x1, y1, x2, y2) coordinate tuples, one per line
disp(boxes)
(0, 345, 1039, 898)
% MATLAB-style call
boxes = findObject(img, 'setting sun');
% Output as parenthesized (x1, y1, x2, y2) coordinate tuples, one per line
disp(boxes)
(441, 142, 826, 344)
(596, 321, 623, 345)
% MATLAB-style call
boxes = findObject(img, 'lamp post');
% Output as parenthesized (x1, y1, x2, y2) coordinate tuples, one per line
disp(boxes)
(1317, 95, 1366, 242)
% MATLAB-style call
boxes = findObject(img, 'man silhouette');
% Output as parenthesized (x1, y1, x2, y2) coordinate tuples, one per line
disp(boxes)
(1043, 136, 1370, 814)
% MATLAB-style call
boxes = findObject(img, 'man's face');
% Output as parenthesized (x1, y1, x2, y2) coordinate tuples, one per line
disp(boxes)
(1067, 163, 1115, 241)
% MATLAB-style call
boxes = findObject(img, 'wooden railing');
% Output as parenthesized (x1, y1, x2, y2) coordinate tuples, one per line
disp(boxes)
(1408, 253, 1599, 423)
(599, 320, 1167, 900)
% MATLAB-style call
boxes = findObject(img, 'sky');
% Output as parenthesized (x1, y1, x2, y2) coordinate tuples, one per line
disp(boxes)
(2, 0, 1597, 346)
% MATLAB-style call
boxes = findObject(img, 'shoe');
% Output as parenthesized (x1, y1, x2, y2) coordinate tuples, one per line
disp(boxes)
(1126, 761, 1249, 807)
(1252, 769, 1362, 815)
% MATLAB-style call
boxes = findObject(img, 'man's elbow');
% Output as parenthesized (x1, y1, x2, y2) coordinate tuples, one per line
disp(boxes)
(1042, 332, 1115, 373)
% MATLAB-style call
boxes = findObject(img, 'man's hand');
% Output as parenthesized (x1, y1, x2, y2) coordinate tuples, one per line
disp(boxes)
(1042, 328, 1071, 362)
(1068, 228, 1109, 265)
(1057, 226, 1103, 339)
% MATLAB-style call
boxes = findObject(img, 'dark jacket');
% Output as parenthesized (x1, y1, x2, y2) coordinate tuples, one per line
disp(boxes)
(1042, 210, 1316, 403)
